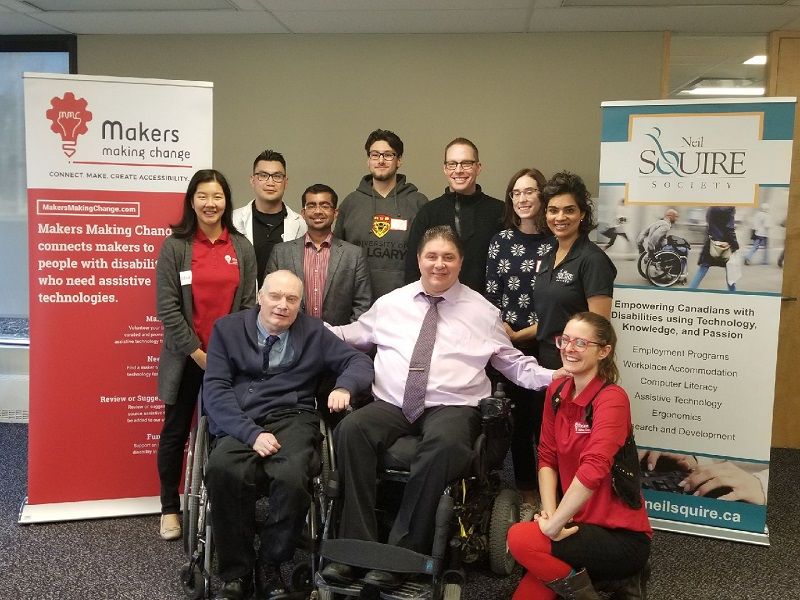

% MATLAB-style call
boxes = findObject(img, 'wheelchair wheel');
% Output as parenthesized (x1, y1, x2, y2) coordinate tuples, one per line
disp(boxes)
(637, 252, 649, 279)
(186, 416, 208, 556)
(488, 488, 520, 575)
(182, 426, 197, 554)
(646, 251, 682, 287)
(180, 562, 204, 600)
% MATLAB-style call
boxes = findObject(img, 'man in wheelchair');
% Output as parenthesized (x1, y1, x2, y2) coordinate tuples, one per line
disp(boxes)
(322, 226, 569, 589)
(203, 270, 374, 600)
(636, 208, 678, 255)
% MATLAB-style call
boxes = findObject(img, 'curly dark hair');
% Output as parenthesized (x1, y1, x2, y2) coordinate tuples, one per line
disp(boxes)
(537, 171, 596, 236)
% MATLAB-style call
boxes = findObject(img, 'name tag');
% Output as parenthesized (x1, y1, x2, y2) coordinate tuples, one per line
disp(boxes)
(574, 421, 591, 434)
(180, 270, 192, 286)
(390, 218, 408, 231)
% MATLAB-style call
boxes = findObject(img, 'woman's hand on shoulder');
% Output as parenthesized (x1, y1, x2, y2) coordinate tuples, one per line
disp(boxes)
(551, 368, 573, 381)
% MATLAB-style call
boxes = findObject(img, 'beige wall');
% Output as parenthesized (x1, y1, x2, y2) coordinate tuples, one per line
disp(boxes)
(78, 33, 662, 211)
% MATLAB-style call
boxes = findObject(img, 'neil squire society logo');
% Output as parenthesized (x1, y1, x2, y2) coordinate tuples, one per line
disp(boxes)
(555, 269, 574, 284)
(46, 92, 93, 159)
(638, 127, 745, 190)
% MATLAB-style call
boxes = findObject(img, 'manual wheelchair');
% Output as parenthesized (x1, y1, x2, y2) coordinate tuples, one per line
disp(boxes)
(637, 235, 691, 288)
(179, 402, 336, 600)
(314, 384, 520, 600)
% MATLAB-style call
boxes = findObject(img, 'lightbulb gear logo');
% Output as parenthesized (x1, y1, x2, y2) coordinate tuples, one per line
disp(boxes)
(45, 92, 93, 159)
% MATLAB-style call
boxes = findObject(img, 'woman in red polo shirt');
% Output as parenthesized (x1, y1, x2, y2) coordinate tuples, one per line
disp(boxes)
(507, 312, 651, 599)
(155, 169, 257, 541)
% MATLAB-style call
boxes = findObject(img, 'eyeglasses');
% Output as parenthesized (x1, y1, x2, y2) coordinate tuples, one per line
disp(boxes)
(444, 160, 477, 171)
(303, 202, 335, 211)
(368, 151, 397, 161)
(509, 188, 540, 201)
(554, 335, 604, 352)
(253, 171, 286, 183)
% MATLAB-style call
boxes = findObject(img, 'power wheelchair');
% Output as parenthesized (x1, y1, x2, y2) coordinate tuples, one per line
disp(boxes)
(314, 383, 520, 600)
(179, 404, 336, 600)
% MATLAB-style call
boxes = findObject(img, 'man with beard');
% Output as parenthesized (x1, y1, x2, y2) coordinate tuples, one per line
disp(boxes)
(335, 129, 428, 299)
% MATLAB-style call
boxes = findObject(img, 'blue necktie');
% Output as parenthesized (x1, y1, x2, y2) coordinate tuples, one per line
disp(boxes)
(263, 334, 280, 373)
(402, 295, 443, 423)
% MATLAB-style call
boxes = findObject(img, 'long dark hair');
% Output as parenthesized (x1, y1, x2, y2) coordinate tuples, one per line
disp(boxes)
(170, 169, 237, 239)
(569, 311, 619, 384)
(502, 167, 547, 229)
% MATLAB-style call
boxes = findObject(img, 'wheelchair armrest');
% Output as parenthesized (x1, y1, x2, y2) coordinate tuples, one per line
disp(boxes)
(479, 383, 512, 423)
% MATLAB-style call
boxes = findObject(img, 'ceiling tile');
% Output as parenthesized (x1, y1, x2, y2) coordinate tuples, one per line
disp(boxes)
(273, 8, 531, 34)
(30, 10, 290, 35)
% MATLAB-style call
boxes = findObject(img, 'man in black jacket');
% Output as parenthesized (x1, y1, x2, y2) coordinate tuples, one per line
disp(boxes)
(404, 137, 503, 293)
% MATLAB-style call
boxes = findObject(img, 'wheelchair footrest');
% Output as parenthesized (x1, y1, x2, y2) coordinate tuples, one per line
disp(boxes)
(314, 572, 433, 599)
(319, 539, 438, 575)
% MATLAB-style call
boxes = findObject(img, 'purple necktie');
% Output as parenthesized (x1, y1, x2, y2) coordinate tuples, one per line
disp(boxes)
(263, 334, 280, 373)
(402, 294, 443, 423)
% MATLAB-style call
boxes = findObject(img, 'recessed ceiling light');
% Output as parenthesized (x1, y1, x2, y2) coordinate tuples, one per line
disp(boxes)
(743, 55, 767, 65)
(680, 87, 765, 96)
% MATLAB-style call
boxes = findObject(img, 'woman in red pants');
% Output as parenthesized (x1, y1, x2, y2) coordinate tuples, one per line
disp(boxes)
(507, 312, 651, 599)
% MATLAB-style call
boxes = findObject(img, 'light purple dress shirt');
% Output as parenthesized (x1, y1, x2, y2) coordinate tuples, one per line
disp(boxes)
(330, 280, 555, 409)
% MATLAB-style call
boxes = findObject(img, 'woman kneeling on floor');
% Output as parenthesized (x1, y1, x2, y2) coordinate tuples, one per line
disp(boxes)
(507, 312, 651, 599)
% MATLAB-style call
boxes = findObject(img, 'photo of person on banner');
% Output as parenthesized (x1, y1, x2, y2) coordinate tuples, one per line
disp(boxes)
(596, 188, 789, 294)
(689, 206, 740, 292)
(639, 450, 768, 505)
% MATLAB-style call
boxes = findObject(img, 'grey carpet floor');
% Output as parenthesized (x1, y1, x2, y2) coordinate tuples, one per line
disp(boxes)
(2, 422, 798, 599)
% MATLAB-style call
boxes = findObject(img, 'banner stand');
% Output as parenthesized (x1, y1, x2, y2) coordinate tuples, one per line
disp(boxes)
(649, 518, 769, 547)
(19, 496, 161, 525)
(23, 73, 212, 521)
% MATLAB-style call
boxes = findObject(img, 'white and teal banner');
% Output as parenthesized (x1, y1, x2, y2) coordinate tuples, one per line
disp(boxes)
(599, 98, 795, 544)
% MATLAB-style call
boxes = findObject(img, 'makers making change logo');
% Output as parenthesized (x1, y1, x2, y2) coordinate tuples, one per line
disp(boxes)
(45, 92, 93, 159)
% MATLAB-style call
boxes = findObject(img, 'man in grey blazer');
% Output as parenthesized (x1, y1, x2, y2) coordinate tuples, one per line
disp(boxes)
(266, 183, 372, 327)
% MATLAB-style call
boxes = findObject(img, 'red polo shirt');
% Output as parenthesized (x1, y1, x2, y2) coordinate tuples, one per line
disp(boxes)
(539, 376, 653, 536)
(191, 227, 240, 350)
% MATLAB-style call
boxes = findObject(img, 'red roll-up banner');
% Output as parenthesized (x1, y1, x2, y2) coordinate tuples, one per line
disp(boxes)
(21, 73, 212, 523)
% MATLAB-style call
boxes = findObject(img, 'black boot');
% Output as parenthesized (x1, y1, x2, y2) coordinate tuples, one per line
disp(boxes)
(544, 568, 601, 600)
(254, 562, 290, 600)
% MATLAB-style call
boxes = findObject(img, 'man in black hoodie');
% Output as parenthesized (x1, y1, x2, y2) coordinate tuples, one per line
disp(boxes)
(335, 129, 428, 300)
(404, 137, 503, 293)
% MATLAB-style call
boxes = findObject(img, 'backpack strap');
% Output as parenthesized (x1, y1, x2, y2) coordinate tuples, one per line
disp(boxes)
(550, 379, 570, 415)
(584, 381, 612, 427)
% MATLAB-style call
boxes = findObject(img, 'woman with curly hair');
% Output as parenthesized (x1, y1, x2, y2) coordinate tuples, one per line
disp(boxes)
(532, 172, 616, 370)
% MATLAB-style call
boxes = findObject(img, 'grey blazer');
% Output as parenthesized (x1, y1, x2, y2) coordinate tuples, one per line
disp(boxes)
(265, 236, 372, 326)
(156, 232, 257, 404)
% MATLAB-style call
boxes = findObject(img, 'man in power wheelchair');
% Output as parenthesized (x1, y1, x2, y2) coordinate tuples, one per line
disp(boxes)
(320, 226, 569, 594)
(199, 270, 373, 600)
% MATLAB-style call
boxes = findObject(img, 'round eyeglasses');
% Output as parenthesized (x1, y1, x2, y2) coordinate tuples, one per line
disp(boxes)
(509, 188, 540, 201)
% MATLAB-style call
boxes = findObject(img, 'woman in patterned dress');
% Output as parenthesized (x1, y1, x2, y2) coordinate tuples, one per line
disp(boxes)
(485, 168, 554, 518)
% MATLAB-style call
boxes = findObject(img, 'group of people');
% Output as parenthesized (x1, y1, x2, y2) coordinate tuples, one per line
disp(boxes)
(154, 129, 650, 600)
